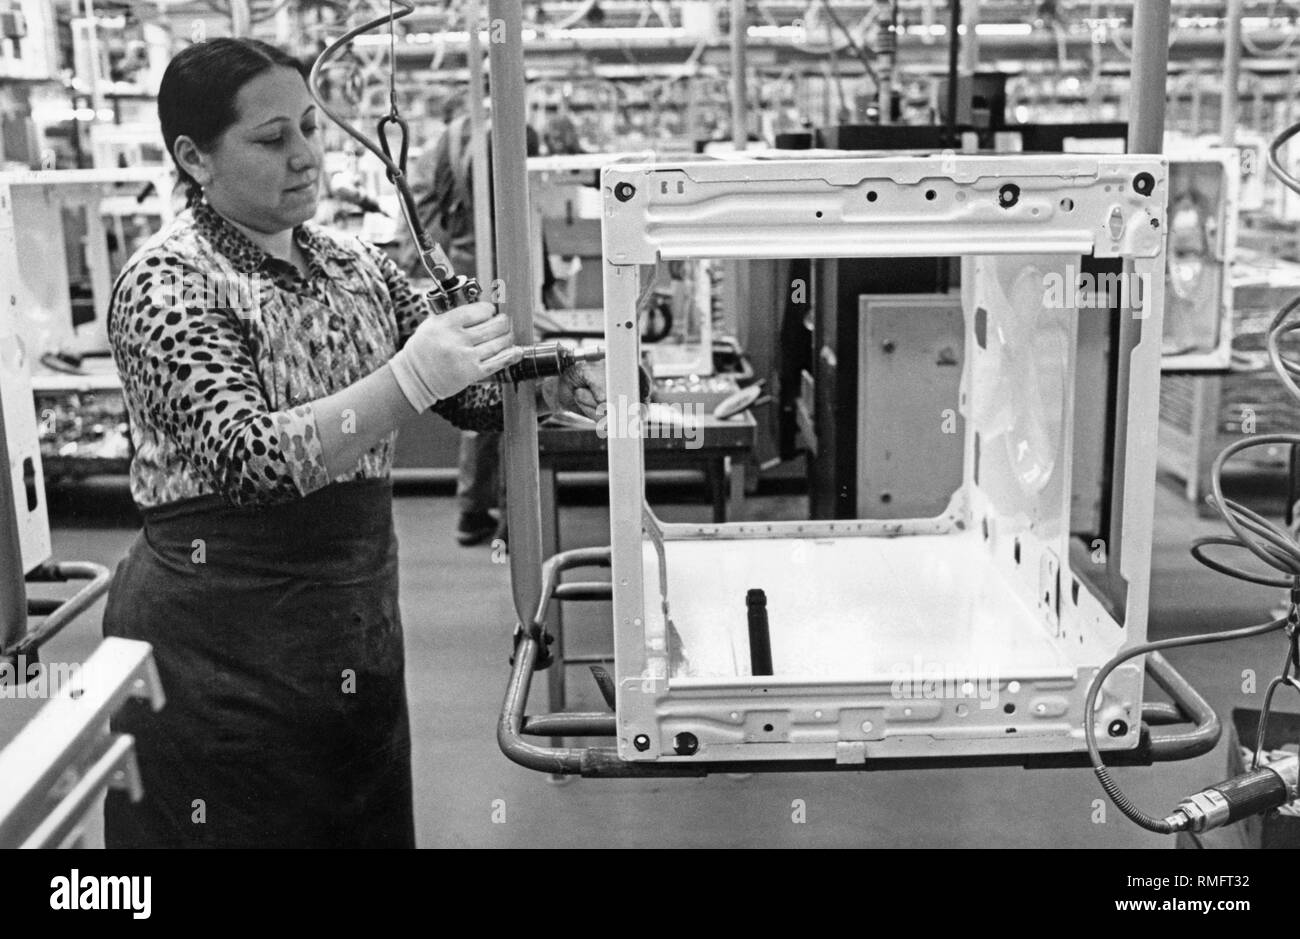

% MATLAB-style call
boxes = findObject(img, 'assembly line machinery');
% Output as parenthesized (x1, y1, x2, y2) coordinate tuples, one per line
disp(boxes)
(300, 3, 1224, 792)
(483, 1, 1300, 838)
(503, 150, 1211, 768)
(2, 0, 1298, 847)
(0, 171, 164, 846)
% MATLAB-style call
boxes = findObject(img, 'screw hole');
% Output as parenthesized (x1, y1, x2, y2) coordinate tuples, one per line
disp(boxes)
(815, 210, 823, 218)
(763, 723, 774, 732)
(1060, 197, 1074, 211)
(866, 190, 878, 202)
(925, 189, 936, 200)
(1004, 703, 1016, 714)
(673, 732, 699, 756)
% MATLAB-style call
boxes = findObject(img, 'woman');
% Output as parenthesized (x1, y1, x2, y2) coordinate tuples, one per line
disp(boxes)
(102, 37, 604, 848)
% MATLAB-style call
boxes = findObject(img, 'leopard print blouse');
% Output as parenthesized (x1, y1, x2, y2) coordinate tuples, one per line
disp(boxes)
(108, 200, 502, 509)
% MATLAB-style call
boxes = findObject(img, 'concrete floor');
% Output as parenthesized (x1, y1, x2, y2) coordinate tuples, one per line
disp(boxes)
(12, 466, 1297, 848)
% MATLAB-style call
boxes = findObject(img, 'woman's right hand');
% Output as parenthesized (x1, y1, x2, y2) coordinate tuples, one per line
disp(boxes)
(389, 301, 523, 412)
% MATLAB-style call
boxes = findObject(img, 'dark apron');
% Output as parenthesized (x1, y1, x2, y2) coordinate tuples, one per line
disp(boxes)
(102, 478, 414, 848)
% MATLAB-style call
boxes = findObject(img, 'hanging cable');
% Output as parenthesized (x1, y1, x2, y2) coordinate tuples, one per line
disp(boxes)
(1268, 120, 1300, 197)
(1085, 616, 1289, 833)
(308, 0, 462, 291)
(199, 0, 296, 24)
(307, 0, 606, 384)
(1252, 621, 1300, 769)
(1085, 116, 1300, 835)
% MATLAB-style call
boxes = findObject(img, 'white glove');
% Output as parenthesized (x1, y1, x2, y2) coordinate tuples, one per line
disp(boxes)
(389, 300, 522, 412)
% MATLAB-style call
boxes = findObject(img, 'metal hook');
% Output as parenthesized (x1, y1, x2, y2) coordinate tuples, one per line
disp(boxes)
(376, 113, 409, 184)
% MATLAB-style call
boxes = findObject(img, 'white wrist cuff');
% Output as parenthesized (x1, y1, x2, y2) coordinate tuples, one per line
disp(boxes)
(389, 349, 440, 413)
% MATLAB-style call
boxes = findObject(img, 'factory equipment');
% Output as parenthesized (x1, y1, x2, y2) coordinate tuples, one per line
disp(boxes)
(307, 0, 606, 378)
(0, 239, 155, 847)
(854, 294, 965, 520)
(0, 0, 56, 82)
(304, 0, 1297, 843)
(0, 168, 173, 479)
(89, 124, 169, 172)
(1129, 116, 1300, 838)
(0, 637, 162, 848)
(795, 124, 1239, 527)
(993, 125, 1240, 371)
(528, 152, 632, 336)
(0, 243, 50, 576)
(498, 152, 1227, 776)
(0, 168, 174, 365)
(1160, 146, 1240, 371)
(797, 126, 965, 519)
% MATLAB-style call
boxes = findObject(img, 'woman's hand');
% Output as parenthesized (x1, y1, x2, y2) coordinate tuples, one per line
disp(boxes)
(389, 301, 522, 412)
(539, 361, 653, 420)
(542, 361, 607, 420)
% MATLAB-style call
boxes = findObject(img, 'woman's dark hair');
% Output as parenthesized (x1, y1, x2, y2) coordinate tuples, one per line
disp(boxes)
(158, 38, 308, 207)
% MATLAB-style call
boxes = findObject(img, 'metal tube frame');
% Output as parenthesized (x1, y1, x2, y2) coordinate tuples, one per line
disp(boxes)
(730, 0, 747, 150)
(0, 637, 162, 848)
(1220, 0, 1243, 147)
(0, 329, 111, 666)
(959, 0, 980, 80)
(10, 561, 113, 658)
(488, 0, 545, 630)
(498, 549, 1221, 776)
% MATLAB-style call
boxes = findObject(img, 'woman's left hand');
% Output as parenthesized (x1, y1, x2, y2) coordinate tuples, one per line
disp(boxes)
(542, 362, 607, 420)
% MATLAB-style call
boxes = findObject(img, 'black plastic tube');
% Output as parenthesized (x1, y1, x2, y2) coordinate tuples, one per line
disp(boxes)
(747, 589, 773, 676)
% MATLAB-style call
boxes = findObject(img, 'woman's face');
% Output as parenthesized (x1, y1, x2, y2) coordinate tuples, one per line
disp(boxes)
(196, 66, 323, 233)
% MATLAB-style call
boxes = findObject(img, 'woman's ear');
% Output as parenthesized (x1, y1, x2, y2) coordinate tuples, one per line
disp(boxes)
(172, 135, 211, 188)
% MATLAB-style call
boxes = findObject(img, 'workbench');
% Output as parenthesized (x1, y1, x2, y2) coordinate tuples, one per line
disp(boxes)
(536, 409, 757, 560)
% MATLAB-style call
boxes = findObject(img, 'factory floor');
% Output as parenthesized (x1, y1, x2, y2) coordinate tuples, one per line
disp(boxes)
(14, 465, 1296, 848)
